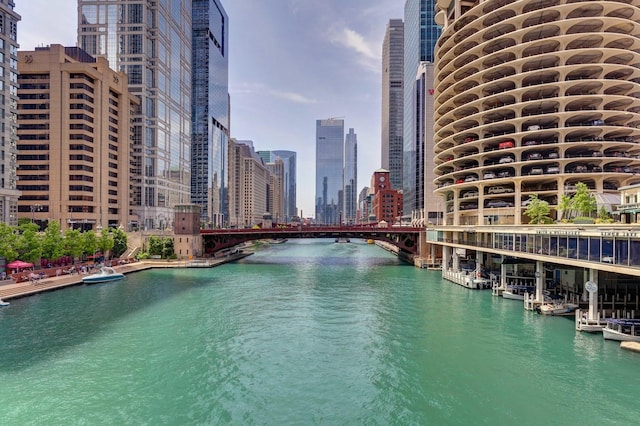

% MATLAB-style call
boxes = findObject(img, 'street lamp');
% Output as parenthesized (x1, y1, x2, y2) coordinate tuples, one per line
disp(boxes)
(30, 204, 42, 224)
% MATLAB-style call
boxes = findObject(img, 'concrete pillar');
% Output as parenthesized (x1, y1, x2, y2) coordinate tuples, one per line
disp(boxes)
(535, 260, 544, 302)
(453, 251, 460, 271)
(501, 260, 507, 289)
(587, 269, 599, 321)
(443, 246, 451, 271)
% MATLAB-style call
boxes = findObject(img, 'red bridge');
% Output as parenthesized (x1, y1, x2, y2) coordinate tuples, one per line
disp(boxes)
(201, 226, 423, 260)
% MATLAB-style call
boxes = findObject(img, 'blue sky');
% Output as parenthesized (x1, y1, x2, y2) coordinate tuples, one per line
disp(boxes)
(18, 0, 404, 218)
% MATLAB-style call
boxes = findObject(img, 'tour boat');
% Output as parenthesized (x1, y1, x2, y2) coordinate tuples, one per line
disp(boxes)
(81, 267, 125, 284)
(0, 298, 9, 307)
(502, 285, 535, 301)
(602, 319, 640, 342)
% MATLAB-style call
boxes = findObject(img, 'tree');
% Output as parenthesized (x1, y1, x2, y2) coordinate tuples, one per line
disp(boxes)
(41, 221, 64, 262)
(111, 227, 128, 258)
(161, 237, 174, 259)
(81, 231, 97, 258)
(572, 182, 597, 217)
(64, 228, 84, 262)
(0, 222, 18, 261)
(148, 236, 163, 256)
(17, 222, 42, 265)
(558, 194, 573, 221)
(524, 195, 552, 224)
(96, 228, 115, 259)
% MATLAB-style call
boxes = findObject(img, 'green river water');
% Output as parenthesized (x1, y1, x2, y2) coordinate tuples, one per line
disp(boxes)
(0, 239, 638, 425)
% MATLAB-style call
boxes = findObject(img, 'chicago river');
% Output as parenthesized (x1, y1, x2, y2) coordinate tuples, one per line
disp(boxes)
(0, 239, 638, 424)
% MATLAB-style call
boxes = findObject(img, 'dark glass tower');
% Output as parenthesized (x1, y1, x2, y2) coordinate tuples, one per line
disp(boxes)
(191, 0, 229, 228)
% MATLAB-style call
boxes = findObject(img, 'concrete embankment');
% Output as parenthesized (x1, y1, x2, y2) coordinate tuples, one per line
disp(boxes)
(0, 252, 252, 302)
(620, 342, 640, 353)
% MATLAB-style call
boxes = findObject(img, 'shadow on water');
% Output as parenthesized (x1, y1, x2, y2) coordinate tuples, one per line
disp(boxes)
(0, 268, 219, 372)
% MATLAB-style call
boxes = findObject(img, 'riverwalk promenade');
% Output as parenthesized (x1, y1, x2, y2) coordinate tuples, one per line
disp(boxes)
(0, 252, 252, 302)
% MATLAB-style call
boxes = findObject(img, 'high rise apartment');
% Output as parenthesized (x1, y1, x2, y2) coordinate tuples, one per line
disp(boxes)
(315, 119, 344, 224)
(344, 128, 358, 224)
(403, 0, 441, 220)
(433, 0, 640, 226)
(0, 0, 19, 225)
(192, 0, 229, 228)
(78, 1, 193, 230)
(381, 19, 404, 191)
(272, 150, 297, 221)
(228, 139, 268, 227)
(266, 158, 284, 223)
(17, 45, 136, 231)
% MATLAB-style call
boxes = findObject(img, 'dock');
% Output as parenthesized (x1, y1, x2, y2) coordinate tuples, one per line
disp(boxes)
(0, 252, 252, 302)
(620, 342, 640, 353)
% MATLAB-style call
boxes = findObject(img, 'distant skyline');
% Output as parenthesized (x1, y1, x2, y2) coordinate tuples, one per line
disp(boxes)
(17, 0, 405, 219)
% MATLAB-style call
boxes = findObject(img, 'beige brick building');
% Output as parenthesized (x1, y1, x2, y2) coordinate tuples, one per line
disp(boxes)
(17, 44, 138, 231)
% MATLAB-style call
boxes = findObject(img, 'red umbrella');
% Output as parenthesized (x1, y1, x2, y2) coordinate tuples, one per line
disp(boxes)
(6, 260, 34, 269)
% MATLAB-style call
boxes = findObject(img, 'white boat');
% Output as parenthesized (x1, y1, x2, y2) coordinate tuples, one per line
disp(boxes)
(537, 302, 579, 316)
(81, 267, 125, 284)
(334, 238, 350, 243)
(502, 285, 535, 301)
(0, 298, 9, 307)
(602, 319, 640, 342)
(267, 238, 288, 244)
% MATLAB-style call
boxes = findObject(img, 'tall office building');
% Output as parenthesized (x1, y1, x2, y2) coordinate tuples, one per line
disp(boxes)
(17, 45, 137, 231)
(259, 150, 297, 221)
(78, 1, 193, 230)
(315, 119, 344, 224)
(228, 139, 268, 227)
(403, 0, 441, 220)
(432, 0, 640, 226)
(344, 128, 358, 224)
(192, 0, 229, 228)
(381, 19, 404, 191)
(0, 1, 19, 225)
(266, 158, 284, 223)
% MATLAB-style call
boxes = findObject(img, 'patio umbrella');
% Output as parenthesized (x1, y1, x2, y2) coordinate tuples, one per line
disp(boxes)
(6, 260, 34, 269)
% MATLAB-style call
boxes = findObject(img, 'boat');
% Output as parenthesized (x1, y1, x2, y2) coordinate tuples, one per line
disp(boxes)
(267, 238, 288, 244)
(334, 238, 350, 243)
(537, 301, 579, 316)
(81, 267, 125, 284)
(502, 285, 535, 301)
(0, 298, 9, 307)
(602, 319, 640, 342)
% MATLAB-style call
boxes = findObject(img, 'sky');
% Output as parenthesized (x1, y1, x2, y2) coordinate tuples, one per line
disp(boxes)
(17, 0, 405, 219)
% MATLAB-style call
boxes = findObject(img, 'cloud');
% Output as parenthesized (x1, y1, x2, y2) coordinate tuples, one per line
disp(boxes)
(231, 82, 317, 104)
(329, 27, 381, 73)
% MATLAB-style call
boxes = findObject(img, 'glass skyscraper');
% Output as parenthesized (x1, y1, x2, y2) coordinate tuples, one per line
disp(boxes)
(403, 0, 441, 221)
(315, 119, 344, 225)
(344, 128, 357, 224)
(191, 0, 229, 228)
(78, 1, 193, 230)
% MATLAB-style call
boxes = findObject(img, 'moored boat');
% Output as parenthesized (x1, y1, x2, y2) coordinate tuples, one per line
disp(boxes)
(81, 267, 125, 284)
(0, 298, 9, 307)
(602, 319, 640, 342)
(537, 302, 579, 316)
(502, 285, 535, 301)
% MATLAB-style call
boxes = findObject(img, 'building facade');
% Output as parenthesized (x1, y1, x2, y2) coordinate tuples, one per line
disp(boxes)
(403, 0, 441, 220)
(78, 1, 193, 230)
(17, 45, 136, 231)
(381, 19, 404, 191)
(228, 139, 269, 227)
(191, 0, 229, 229)
(272, 150, 297, 221)
(315, 118, 344, 224)
(344, 128, 358, 224)
(0, 0, 19, 225)
(266, 158, 284, 224)
(371, 169, 403, 224)
(432, 0, 640, 227)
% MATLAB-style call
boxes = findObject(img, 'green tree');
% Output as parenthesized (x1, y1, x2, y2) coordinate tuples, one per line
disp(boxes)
(81, 230, 97, 258)
(573, 182, 597, 217)
(96, 228, 115, 259)
(148, 236, 163, 256)
(558, 194, 573, 221)
(41, 221, 64, 262)
(0, 222, 19, 261)
(524, 195, 552, 224)
(64, 228, 84, 262)
(161, 237, 174, 259)
(17, 222, 42, 265)
(111, 228, 128, 258)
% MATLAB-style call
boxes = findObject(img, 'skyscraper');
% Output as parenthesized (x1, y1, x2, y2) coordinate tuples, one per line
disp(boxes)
(381, 19, 404, 191)
(344, 128, 358, 224)
(78, 1, 193, 230)
(192, 0, 229, 228)
(315, 119, 344, 224)
(403, 0, 441, 221)
(0, 1, 19, 225)
(272, 150, 297, 221)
